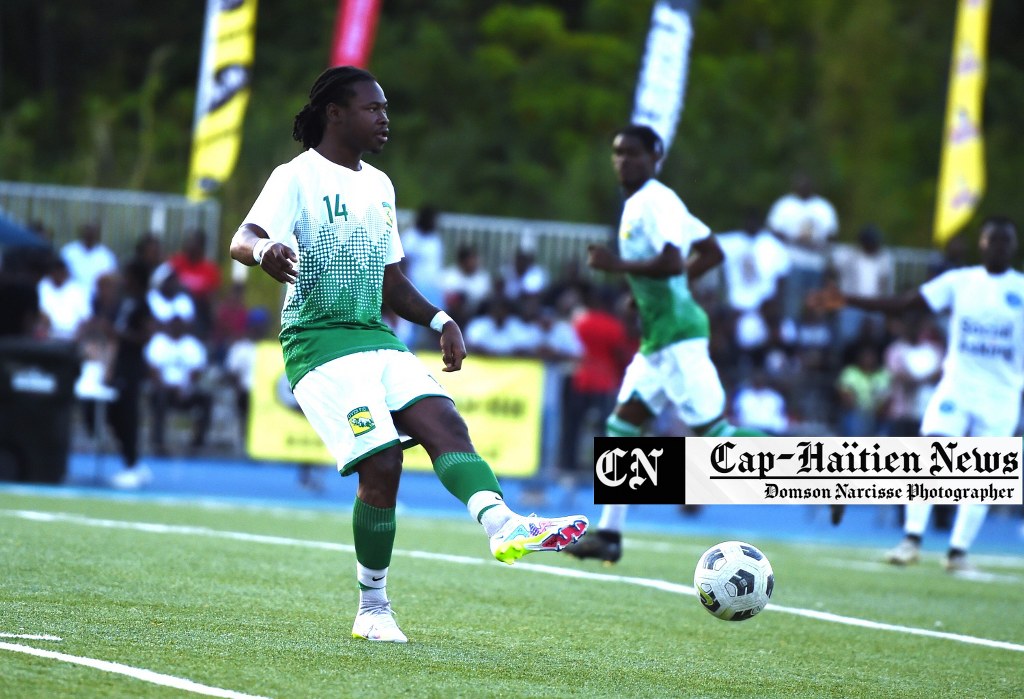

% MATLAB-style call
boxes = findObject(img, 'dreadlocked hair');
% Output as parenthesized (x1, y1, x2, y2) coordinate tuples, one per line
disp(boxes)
(292, 66, 377, 150)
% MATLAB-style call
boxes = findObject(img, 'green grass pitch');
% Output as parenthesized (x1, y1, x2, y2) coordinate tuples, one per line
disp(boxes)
(1, 490, 1022, 698)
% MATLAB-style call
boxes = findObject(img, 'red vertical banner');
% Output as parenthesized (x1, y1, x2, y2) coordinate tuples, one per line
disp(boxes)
(330, 0, 382, 68)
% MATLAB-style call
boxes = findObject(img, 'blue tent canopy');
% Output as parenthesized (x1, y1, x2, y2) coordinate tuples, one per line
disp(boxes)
(0, 213, 47, 249)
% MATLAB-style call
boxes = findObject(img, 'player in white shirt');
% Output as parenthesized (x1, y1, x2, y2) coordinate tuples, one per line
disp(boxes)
(229, 66, 587, 643)
(822, 216, 1022, 572)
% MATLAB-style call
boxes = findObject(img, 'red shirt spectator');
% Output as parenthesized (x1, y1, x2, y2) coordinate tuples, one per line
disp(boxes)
(169, 229, 221, 300)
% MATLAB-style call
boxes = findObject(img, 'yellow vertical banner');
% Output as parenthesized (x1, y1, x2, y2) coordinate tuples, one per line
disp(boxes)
(247, 342, 545, 478)
(186, 0, 258, 201)
(933, 0, 991, 246)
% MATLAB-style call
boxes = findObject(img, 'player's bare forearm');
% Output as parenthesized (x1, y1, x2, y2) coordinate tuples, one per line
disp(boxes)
(382, 264, 439, 326)
(686, 237, 724, 281)
(229, 224, 297, 284)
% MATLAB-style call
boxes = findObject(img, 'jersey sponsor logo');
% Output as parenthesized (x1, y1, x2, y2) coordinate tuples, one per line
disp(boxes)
(347, 406, 376, 436)
(381, 201, 394, 230)
(1005, 292, 1022, 308)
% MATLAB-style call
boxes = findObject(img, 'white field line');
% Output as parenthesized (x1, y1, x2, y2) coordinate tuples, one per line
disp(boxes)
(0, 633, 62, 641)
(5, 509, 1024, 655)
(0, 641, 270, 699)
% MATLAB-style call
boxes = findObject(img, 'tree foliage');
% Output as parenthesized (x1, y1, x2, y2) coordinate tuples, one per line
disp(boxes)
(2, 0, 1022, 249)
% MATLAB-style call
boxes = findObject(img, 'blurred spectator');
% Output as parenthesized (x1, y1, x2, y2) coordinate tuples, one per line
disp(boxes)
(224, 307, 271, 448)
(882, 315, 944, 437)
(401, 205, 444, 306)
(147, 262, 196, 330)
(144, 315, 212, 455)
(463, 297, 534, 356)
(831, 224, 894, 350)
(441, 243, 493, 325)
(558, 283, 633, 489)
(61, 222, 118, 302)
(169, 229, 221, 338)
(211, 281, 250, 363)
(36, 257, 91, 340)
(731, 371, 789, 435)
(836, 346, 890, 437)
(518, 299, 583, 506)
(100, 261, 156, 489)
(767, 173, 838, 321)
(499, 234, 549, 303)
(400, 206, 444, 348)
(718, 209, 790, 317)
(927, 233, 969, 279)
(128, 231, 165, 283)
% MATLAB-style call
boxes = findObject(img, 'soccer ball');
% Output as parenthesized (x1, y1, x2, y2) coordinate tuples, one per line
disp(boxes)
(693, 540, 774, 621)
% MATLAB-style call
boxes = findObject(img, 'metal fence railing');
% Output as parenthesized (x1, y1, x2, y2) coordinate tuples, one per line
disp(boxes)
(2, 180, 936, 292)
(0, 181, 221, 261)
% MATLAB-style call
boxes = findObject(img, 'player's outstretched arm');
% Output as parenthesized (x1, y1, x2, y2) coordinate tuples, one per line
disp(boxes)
(229, 224, 297, 284)
(815, 284, 927, 315)
(587, 242, 685, 279)
(382, 264, 466, 372)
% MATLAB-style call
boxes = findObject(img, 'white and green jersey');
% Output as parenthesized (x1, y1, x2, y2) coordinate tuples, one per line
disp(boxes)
(243, 149, 406, 388)
(618, 179, 712, 355)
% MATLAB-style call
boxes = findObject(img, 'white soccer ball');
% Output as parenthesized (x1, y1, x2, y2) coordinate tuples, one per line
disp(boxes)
(694, 540, 774, 621)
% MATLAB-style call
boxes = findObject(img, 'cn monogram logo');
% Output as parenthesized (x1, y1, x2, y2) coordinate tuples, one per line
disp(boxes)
(595, 448, 663, 490)
(592, 437, 684, 505)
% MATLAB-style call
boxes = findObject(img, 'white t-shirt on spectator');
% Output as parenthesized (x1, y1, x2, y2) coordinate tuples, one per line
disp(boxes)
(147, 289, 197, 324)
(464, 315, 534, 355)
(733, 386, 789, 434)
(145, 332, 208, 389)
(440, 266, 493, 311)
(767, 194, 838, 271)
(717, 230, 791, 311)
(37, 277, 91, 339)
(831, 244, 895, 297)
(60, 241, 118, 299)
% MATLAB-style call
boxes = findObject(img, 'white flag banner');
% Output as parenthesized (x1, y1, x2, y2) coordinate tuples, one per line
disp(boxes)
(631, 0, 697, 154)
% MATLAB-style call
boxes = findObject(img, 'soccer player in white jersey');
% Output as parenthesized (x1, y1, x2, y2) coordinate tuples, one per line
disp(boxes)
(565, 125, 767, 564)
(229, 66, 588, 642)
(822, 216, 1022, 572)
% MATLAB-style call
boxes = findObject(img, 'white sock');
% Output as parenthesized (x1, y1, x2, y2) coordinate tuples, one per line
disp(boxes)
(597, 504, 628, 533)
(467, 491, 513, 537)
(949, 504, 989, 551)
(357, 563, 388, 593)
(903, 504, 932, 538)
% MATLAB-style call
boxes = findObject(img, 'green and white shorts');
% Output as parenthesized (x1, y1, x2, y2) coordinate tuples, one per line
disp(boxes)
(292, 349, 450, 474)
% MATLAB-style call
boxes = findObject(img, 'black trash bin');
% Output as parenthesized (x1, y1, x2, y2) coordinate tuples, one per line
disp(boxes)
(0, 338, 80, 483)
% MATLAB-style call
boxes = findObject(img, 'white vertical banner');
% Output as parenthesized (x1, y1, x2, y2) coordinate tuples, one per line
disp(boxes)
(631, 0, 698, 155)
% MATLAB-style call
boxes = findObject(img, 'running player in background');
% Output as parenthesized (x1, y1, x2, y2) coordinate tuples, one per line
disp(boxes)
(818, 216, 1023, 573)
(564, 125, 766, 565)
(230, 66, 588, 642)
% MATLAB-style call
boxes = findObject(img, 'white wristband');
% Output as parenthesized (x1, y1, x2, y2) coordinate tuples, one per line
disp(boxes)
(252, 238, 273, 265)
(430, 311, 453, 333)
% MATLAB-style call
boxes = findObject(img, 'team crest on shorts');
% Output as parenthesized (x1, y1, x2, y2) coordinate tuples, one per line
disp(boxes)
(347, 407, 376, 436)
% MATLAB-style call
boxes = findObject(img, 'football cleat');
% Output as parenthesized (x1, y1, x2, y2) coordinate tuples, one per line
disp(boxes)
(563, 528, 622, 565)
(489, 513, 589, 565)
(884, 537, 921, 566)
(352, 602, 408, 643)
(943, 551, 977, 574)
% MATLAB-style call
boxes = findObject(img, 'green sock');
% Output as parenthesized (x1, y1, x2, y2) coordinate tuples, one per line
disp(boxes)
(433, 452, 503, 505)
(606, 414, 644, 438)
(352, 497, 396, 570)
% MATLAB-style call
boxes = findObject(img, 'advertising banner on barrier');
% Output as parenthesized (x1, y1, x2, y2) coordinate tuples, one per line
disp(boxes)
(247, 343, 544, 477)
(594, 436, 1022, 506)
